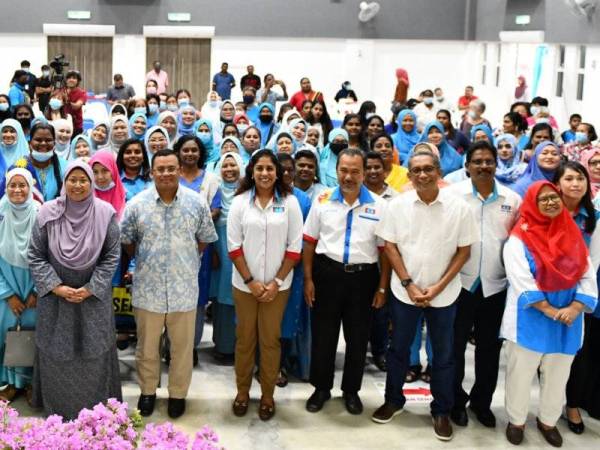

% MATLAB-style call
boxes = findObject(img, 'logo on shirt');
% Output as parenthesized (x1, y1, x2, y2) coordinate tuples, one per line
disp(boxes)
(364, 207, 376, 215)
(273, 206, 285, 213)
(318, 190, 333, 204)
(500, 204, 512, 213)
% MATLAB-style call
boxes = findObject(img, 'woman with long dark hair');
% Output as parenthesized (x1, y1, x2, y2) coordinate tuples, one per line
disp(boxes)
(116, 138, 151, 202)
(436, 109, 470, 155)
(305, 100, 333, 147)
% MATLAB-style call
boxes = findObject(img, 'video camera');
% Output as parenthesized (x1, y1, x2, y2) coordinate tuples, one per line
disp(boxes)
(49, 54, 70, 89)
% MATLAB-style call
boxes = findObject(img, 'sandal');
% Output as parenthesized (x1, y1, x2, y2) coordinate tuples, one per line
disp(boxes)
(420, 366, 431, 384)
(276, 369, 288, 388)
(405, 365, 421, 383)
(232, 395, 249, 417)
(258, 398, 275, 421)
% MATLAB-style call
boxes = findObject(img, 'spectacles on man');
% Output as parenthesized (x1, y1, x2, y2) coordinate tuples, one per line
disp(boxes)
(409, 166, 436, 175)
(469, 158, 496, 167)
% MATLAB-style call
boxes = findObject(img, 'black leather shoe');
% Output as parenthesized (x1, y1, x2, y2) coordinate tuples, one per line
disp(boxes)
(306, 389, 331, 413)
(566, 418, 585, 434)
(168, 398, 186, 419)
(536, 418, 563, 447)
(450, 407, 468, 426)
(469, 405, 496, 428)
(343, 392, 363, 415)
(137, 394, 156, 417)
(506, 423, 524, 445)
(372, 354, 387, 372)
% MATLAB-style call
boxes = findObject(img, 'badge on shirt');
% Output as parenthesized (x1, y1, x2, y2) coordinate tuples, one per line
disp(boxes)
(364, 207, 376, 215)
(500, 204, 512, 213)
(273, 206, 285, 213)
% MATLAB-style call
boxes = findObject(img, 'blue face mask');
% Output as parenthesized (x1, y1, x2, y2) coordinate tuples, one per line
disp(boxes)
(575, 131, 588, 144)
(167, 104, 178, 112)
(31, 150, 54, 162)
(423, 97, 434, 105)
(134, 107, 146, 114)
(0, 103, 8, 112)
(196, 131, 212, 145)
(49, 98, 63, 110)
(159, 101, 167, 111)
(95, 181, 115, 192)
(178, 98, 190, 107)
(148, 104, 159, 114)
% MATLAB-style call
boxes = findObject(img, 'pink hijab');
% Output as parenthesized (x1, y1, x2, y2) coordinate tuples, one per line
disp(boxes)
(515, 75, 527, 99)
(89, 150, 126, 219)
(395, 68, 409, 87)
(581, 147, 600, 197)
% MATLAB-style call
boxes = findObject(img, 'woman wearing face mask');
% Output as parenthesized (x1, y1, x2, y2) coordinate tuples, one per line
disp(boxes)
(319, 128, 349, 187)
(165, 94, 179, 112)
(51, 119, 74, 160)
(127, 98, 148, 119)
(128, 112, 148, 142)
(523, 123, 554, 163)
(233, 113, 249, 133)
(43, 91, 71, 124)
(563, 123, 597, 162)
(110, 103, 128, 119)
(0, 119, 30, 166)
(88, 121, 110, 153)
(495, 134, 527, 187)
(201, 90, 222, 127)
(177, 104, 197, 137)
(145, 94, 160, 128)
(459, 99, 491, 139)
(255, 103, 279, 148)
(0, 168, 39, 404)
(436, 109, 470, 155)
(343, 113, 367, 151)
(27, 123, 67, 201)
(12, 104, 34, 140)
(212, 151, 244, 361)
(145, 79, 158, 97)
(116, 138, 151, 201)
(240, 126, 262, 164)
(176, 89, 192, 108)
(413, 90, 438, 132)
(89, 150, 127, 220)
(157, 111, 178, 146)
(143, 126, 170, 160)
(511, 141, 562, 198)
(108, 116, 130, 156)
(306, 100, 332, 147)
(527, 97, 559, 130)
(68, 134, 93, 161)
(392, 109, 420, 164)
(501, 181, 596, 447)
(555, 162, 600, 432)
(403, 121, 462, 176)
(0, 95, 11, 122)
(194, 119, 219, 165)
(370, 132, 409, 192)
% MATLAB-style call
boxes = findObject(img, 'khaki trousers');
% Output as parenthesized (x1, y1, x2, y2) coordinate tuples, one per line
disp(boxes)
(505, 341, 574, 426)
(134, 307, 196, 399)
(233, 287, 289, 398)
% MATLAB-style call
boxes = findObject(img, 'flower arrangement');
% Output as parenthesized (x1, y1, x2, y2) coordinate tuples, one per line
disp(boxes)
(0, 398, 222, 449)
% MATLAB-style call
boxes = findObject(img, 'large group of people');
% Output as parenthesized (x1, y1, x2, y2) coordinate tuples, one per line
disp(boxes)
(0, 60, 599, 448)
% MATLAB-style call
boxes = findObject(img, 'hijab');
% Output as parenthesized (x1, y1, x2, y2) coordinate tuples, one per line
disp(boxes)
(0, 119, 29, 166)
(511, 181, 588, 291)
(157, 110, 177, 145)
(88, 150, 127, 219)
(288, 118, 308, 146)
(511, 141, 560, 198)
(272, 131, 297, 154)
(216, 151, 243, 224)
(51, 118, 73, 159)
(219, 100, 235, 125)
(392, 109, 420, 162)
(580, 147, 600, 197)
(128, 111, 147, 141)
(256, 102, 278, 147)
(177, 104, 196, 137)
(108, 115, 129, 155)
(515, 75, 527, 99)
(220, 136, 243, 154)
(109, 103, 128, 118)
(320, 128, 349, 187)
(495, 134, 526, 185)
(36, 160, 116, 271)
(0, 168, 39, 268)
(405, 121, 462, 176)
(69, 134, 93, 160)
(470, 124, 494, 144)
(144, 125, 170, 161)
(194, 118, 219, 163)
(200, 91, 222, 126)
(88, 120, 110, 153)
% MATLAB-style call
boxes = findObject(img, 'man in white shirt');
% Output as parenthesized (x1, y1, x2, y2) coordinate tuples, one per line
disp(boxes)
(372, 151, 478, 442)
(445, 141, 521, 429)
(303, 148, 390, 416)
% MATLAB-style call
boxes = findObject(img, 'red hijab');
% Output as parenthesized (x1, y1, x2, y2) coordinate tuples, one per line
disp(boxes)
(89, 150, 127, 220)
(511, 181, 588, 291)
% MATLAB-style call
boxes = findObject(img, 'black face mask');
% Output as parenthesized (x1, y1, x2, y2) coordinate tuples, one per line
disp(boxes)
(260, 115, 273, 124)
(17, 117, 31, 130)
(330, 142, 346, 155)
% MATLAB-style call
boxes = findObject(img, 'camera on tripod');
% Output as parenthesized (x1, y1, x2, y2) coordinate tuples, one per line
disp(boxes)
(49, 54, 70, 89)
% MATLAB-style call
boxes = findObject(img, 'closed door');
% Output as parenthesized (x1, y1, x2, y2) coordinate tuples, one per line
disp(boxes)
(47, 36, 113, 94)
(146, 38, 211, 104)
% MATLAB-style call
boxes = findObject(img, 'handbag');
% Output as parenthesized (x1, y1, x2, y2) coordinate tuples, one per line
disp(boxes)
(3, 319, 35, 368)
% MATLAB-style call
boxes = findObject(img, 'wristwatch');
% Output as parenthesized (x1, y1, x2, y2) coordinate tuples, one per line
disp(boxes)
(378, 288, 386, 294)
(401, 278, 413, 288)
(274, 277, 284, 287)
(243, 275, 254, 285)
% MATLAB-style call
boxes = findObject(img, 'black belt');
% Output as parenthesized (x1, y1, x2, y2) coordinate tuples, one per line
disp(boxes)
(316, 254, 377, 273)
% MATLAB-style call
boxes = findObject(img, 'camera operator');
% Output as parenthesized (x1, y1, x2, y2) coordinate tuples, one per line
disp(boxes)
(63, 69, 87, 136)
(36, 65, 53, 112)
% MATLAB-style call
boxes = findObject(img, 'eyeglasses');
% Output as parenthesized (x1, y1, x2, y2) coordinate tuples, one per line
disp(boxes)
(409, 166, 436, 175)
(469, 159, 496, 167)
(589, 160, 600, 167)
(537, 194, 561, 205)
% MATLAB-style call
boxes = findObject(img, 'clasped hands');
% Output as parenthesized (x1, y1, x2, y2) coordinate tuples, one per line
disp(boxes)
(53, 285, 92, 304)
(248, 280, 279, 303)
(7, 293, 37, 316)
(406, 282, 441, 308)
(544, 303, 582, 327)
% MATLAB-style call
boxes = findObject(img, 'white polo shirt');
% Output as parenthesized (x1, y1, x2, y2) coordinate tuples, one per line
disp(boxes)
(446, 180, 522, 297)
(377, 188, 479, 307)
(303, 186, 387, 264)
(227, 189, 303, 293)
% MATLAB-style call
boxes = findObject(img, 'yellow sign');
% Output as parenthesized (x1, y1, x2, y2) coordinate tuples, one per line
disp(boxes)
(113, 286, 133, 316)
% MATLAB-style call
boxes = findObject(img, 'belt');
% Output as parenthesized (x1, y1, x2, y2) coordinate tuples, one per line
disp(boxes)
(316, 254, 377, 273)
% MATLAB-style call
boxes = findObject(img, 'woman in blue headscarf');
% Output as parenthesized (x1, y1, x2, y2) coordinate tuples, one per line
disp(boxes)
(128, 112, 147, 142)
(392, 109, 420, 164)
(178, 104, 197, 137)
(470, 123, 495, 144)
(68, 134, 93, 160)
(404, 121, 462, 176)
(194, 118, 219, 164)
(0, 119, 29, 166)
(319, 128, 349, 187)
(0, 167, 39, 403)
(255, 102, 279, 147)
(495, 134, 527, 186)
(511, 141, 562, 197)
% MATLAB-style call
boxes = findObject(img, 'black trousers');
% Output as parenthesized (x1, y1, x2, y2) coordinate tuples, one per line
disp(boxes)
(453, 286, 506, 410)
(310, 255, 379, 393)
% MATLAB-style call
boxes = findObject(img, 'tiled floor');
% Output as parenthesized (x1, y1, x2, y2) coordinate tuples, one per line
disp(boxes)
(12, 325, 600, 449)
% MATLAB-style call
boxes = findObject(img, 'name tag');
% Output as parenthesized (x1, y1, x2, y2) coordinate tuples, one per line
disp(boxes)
(273, 206, 285, 213)
(500, 204, 512, 213)
(358, 214, 379, 222)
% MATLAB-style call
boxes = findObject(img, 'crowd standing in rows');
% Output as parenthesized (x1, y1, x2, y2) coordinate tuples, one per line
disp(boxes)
(0, 61, 599, 447)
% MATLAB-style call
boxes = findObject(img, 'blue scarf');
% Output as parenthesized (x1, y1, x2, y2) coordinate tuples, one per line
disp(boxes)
(511, 140, 559, 197)
(128, 112, 147, 141)
(392, 109, 420, 162)
(495, 134, 526, 185)
(0, 119, 30, 166)
(404, 121, 462, 176)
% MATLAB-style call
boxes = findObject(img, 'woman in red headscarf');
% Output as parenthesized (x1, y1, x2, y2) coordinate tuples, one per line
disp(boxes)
(89, 150, 126, 220)
(500, 180, 597, 447)
(393, 68, 409, 104)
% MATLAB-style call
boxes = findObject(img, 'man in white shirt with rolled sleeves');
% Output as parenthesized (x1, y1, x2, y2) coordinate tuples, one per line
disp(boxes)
(371, 150, 478, 442)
